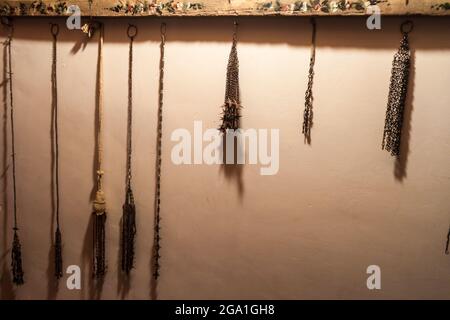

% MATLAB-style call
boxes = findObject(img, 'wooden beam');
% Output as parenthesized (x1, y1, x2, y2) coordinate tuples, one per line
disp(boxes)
(0, 0, 449, 17)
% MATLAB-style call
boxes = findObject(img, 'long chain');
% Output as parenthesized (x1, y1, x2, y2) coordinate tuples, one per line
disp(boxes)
(302, 18, 316, 144)
(51, 24, 61, 230)
(152, 23, 166, 280)
(5, 19, 24, 285)
(50, 23, 63, 279)
(121, 24, 138, 274)
(5, 22, 18, 230)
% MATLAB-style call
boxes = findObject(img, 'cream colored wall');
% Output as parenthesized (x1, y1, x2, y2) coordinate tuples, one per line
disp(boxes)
(0, 16, 449, 300)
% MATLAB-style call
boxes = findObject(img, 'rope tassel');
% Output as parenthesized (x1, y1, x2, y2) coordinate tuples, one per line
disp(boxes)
(219, 21, 242, 133)
(93, 190, 107, 277)
(382, 21, 413, 157)
(86, 21, 108, 279)
(11, 229, 24, 285)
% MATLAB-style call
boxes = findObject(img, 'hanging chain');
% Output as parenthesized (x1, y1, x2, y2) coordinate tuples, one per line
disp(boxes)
(121, 24, 138, 274)
(382, 21, 413, 157)
(50, 23, 63, 279)
(50, 23, 61, 230)
(126, 24, 137, 194)
(219, 21, 241, 132)
(3, 20, 18, 231)
(152, 22, 166, 280)
(302, 18, 316, 144)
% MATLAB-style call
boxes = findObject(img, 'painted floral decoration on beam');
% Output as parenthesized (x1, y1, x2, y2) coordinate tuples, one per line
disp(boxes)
(0, 1, 68, 15)
(431, 2, 450, 10)
(257, 0, 383, 13)
(109, 0, 204, 15)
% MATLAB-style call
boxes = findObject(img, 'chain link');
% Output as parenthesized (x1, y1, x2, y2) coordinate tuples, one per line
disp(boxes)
(382, 23, 412, 157)
(152, 22, 166, 280)
(302, 18, 316, 144)
(220, 21, 241, 132)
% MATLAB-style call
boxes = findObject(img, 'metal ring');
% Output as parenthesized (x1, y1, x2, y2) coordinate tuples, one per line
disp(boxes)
(400, 20, 414, 34)
(160, 22, 166, 36)
(127, 24, 138, 39)
(50, 23, 59, 37)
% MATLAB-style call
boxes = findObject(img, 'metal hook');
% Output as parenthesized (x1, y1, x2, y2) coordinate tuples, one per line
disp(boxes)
(1, 17, 12, 28)
(50, 23, 59, 37)
(1, 17, 13, 39)
(400, 20, 414, 35)
(160, 22, 167, 37)
(127, 24, 138, 40)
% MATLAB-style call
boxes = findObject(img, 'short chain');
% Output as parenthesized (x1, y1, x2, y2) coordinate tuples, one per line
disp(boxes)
(382, 23, 412, 157)
(220, 21, 241, 132)
(302, 18, 316, 143)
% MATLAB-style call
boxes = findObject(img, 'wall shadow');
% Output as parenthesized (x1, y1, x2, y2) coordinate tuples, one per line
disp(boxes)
(117, 215, 131, 300)
(219, 132, 245, 201)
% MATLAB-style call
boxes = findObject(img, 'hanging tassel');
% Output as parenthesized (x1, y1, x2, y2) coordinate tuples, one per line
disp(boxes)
(382, 21, 413, 157)
(90, 22, 107, 279)
(121, 188, 136, 274)
(54, 227, 63, 278)
(11, 229, 24, 285)
(93, 190, 107, 277)
(219, 21, 242, 133)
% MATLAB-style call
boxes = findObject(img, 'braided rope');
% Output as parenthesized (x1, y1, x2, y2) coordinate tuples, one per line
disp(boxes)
(92, 22, 107, 278)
